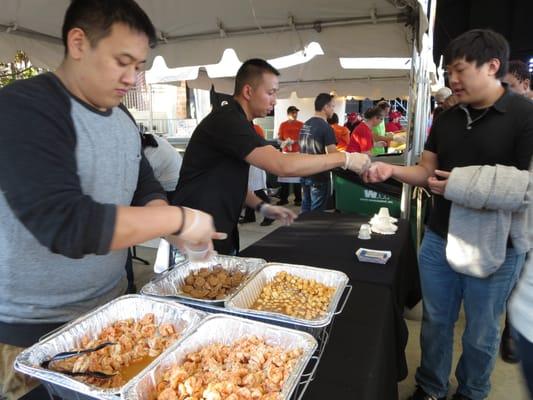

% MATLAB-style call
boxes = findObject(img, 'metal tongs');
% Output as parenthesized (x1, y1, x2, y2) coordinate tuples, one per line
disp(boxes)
(40, 341, 118, 379)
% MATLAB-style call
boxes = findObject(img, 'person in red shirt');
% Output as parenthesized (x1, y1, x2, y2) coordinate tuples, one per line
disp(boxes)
(327, 113, 350, 151)
(277, 106, 303, 205)
(344, 112, 362, 133)
(386, 110, 404, 132)
(346, 107, 386, 154)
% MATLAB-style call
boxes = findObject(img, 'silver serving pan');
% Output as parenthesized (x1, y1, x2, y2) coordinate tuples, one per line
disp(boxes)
(225, 263, 349, 329)
(15, 295, 206, 400)
(140, 255, 266, 306)
(121, 314, 318, 400)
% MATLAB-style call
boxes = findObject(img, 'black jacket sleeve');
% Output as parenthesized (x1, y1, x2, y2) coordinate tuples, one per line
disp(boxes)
(0, 75, 116, 258)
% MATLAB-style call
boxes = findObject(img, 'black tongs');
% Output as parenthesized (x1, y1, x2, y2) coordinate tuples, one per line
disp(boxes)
(41, 341, 118, 379)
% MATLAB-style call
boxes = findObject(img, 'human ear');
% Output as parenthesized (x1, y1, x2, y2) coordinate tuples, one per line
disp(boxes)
(242, 84, 253, 101)
(66, 28, 89, 60)
(486, 58, 501, 77)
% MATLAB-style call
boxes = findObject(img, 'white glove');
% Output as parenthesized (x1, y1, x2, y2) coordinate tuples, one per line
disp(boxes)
(342, 152, 371, 175)
(258, 203, 297, 226)
(165, 207, 226, 260)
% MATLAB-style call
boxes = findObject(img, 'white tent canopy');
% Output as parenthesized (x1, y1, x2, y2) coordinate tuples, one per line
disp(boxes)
(0, 0, 426, 98)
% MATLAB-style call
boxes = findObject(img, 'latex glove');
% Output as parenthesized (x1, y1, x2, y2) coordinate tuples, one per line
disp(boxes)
(259, 204, 297, 226)
(342, 152, 371, 174)
(375, 141, 387, 148)
(165, 207, 226, 261)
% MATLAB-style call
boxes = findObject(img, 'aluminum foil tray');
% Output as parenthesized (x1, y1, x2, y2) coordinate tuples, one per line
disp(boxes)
(15, 295, 206, 400)
(140, 255, 266, 306)
(121, 314, 318, 400)
(226, 263, 349, 328)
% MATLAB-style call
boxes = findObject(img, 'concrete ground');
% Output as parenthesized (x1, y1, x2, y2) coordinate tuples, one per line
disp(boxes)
(132, 201, 529, 399)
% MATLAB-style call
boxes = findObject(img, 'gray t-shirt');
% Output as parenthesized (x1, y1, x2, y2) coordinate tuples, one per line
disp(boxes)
(0, 73, 165, 326)
(299, 117, 336, 182)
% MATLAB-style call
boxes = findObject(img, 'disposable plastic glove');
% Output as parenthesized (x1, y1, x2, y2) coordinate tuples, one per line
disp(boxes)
(342, 152, 371, 175)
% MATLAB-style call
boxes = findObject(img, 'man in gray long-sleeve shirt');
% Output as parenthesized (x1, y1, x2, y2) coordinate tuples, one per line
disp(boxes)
(0, 1, 218, 398)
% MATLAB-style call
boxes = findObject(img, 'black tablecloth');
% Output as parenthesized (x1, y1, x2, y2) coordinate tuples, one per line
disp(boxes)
(240, 211, 421, 400)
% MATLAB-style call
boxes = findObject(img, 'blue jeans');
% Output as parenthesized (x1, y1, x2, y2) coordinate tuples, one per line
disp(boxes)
(514, 328, 533, 397)
(300, 178, 329, 213)
(415, 230, 525, 400)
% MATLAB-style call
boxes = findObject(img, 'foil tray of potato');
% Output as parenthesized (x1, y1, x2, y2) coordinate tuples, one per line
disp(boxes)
(226, 263, 349, 328)
(121, 314, 317, 400)
(14, 295, 206, 399)
(140, 255, 266, 306)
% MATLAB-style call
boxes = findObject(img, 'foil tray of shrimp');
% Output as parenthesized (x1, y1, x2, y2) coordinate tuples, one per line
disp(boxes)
(140, 255, 266, 306)
(226, 263, 350, 329)
(14, 295, 206, 400)
(121, 314, 318, 400)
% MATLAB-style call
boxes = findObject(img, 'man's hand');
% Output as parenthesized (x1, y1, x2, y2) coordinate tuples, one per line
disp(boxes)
(165, 207, 226, 259)
(362, 161, 394, 183)
(259, 204, 297, 226)
(343, 152, 371, 174)
(427, 170, 450, 195)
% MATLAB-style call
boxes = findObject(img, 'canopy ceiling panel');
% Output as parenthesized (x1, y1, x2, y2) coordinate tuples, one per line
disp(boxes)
(0, 0, 422, 97)
(0, 0, 417, 67)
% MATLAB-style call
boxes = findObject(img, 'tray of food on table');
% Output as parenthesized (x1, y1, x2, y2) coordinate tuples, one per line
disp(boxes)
(225, 263, 350, 336)
(15, 295, 206, 399)
(141, 255, 266, 307)
(121, 314, 318, 400)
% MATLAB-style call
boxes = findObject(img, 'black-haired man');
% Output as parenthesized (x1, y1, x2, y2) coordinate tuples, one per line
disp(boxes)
(298, 93, 338, 212)
(0, 1, 219, 397)
(364, 29, 533, 400)
(175, 60, 371, 255)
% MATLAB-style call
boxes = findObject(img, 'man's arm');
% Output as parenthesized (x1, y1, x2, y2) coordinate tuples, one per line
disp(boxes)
(373, 132, 392, 145)
(363, 150, 438, 186)
(325, 144, 338, 153)
(245, 145, 345, 177)
(244, 191, 297, 225)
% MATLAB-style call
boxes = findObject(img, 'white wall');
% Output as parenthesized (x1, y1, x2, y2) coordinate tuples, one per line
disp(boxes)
(273, 92, 346, 136)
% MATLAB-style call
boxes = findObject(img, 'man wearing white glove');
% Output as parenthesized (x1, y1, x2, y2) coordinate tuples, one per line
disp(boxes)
(174, 58, 370, 255)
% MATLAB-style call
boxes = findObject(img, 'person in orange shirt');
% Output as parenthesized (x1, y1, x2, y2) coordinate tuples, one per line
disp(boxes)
(327, 113, 350, 151)
(253, 123, 265, 138)
(277, 106, 303, 205)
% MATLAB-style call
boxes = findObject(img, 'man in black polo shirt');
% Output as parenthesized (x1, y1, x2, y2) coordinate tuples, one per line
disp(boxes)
(299, 93, 338, 212)
(364, 30, 533, 400)
(174, 59, 371, 255)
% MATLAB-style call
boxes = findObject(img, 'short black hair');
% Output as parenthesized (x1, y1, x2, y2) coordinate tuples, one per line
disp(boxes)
(364, 107, 383, 120)
(314, 93, 334, 111)
(376, 101, 391, 111)
(508, 60, 530, 82)
(234, 59, 280, 95)
(444, 29, 509, 79)
(327, 113, 339, 124)
(62, 0, 157, 54)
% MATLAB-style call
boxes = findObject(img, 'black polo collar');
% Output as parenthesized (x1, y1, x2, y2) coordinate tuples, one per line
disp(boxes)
(492, 83, 512, 113)
(226, 97, 250, 120)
